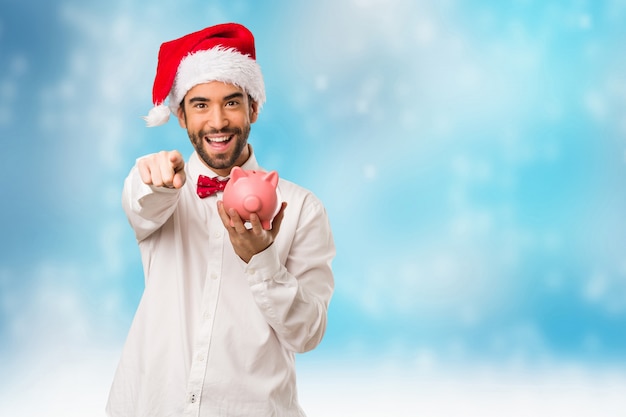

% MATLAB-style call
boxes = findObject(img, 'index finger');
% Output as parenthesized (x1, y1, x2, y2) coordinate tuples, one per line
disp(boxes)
(169, 151, 185, 172)
(216, 201, 232, 228)
(217, 201, 246, 232)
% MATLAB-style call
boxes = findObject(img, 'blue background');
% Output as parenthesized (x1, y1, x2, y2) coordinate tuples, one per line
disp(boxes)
(1, 0, 625, 415)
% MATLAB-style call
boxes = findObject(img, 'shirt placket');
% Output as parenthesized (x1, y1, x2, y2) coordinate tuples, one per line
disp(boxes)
(183, 206, 225, 416)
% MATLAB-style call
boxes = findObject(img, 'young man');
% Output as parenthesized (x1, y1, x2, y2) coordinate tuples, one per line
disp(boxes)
(106, 23, 335, 417)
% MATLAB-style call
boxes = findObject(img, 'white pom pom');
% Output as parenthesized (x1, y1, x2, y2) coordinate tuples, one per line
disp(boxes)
(143, 104, 171, 127)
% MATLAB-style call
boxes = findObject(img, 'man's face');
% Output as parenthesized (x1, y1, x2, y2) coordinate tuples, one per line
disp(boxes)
(177, 81, 259, 176)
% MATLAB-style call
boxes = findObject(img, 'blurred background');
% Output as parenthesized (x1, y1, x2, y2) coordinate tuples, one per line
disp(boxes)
(1, 0, 625, 415)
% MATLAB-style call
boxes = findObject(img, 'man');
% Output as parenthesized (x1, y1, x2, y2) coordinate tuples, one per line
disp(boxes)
(106, 23, 335, 417)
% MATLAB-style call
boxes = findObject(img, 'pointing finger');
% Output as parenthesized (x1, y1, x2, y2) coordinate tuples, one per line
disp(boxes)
(169, 151, 185, 172)
(157, 151, 176, 186)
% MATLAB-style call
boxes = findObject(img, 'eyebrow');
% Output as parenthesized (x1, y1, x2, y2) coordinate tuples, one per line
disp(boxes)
(188, 92, 245, 103)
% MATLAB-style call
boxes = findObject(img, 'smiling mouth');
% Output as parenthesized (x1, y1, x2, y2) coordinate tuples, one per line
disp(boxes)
(204, 134, 235, 152)
(205, 134, 233, 144)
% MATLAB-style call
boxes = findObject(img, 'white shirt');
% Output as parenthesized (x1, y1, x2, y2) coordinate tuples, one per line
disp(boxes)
(106, 151, 335, 417)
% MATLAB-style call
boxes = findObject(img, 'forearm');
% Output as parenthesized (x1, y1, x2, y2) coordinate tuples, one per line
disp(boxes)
(245, 236, 335, 353)
(122, 164, 181, 241)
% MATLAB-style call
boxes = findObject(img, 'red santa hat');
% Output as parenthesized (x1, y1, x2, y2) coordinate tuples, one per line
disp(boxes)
(144, 23, 266, 127)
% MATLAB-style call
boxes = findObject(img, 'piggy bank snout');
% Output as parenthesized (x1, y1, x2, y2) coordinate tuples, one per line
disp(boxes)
(222, 168, 280, 230)
(243, 195, 262, 213)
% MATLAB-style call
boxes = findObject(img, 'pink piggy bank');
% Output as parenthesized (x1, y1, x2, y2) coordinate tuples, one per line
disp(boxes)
(223, 166, 280, 230)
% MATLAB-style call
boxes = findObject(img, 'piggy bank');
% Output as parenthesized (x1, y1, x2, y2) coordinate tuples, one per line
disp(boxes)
(223, 167, 279, 230)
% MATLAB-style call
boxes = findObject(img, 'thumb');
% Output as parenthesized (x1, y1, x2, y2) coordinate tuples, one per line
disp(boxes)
(270, 202, 288, 235)
(172, 170, 186, 189)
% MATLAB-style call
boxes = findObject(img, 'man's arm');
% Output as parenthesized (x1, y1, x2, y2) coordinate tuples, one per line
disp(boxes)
(122, 150, 186, 241)
(218, 192, 335, 353)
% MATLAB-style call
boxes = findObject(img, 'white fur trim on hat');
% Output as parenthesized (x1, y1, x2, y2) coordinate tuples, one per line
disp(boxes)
(143, 103, 172, 127)
(167, 47, 266, 115)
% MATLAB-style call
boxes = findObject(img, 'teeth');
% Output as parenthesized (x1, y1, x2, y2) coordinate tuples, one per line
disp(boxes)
(209, 136, 230, 143)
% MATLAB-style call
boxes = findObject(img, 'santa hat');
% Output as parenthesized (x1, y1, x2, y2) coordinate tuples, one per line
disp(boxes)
(144, 23, 266, 127)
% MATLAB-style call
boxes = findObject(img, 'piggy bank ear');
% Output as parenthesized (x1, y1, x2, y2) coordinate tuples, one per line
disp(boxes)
(263, 170, 279, 188)
(230, 166, 246, 181)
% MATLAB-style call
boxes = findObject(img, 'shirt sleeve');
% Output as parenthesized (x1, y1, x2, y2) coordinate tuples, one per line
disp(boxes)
(122, 162, 181, 242)
(243, 193, 335, 353)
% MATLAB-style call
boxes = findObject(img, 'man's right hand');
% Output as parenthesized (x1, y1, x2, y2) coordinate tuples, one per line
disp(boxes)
(137, 150, 186, 189)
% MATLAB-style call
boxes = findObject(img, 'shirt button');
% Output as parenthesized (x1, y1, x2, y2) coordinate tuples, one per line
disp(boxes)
(247, 268, 255, 275)
(197, 353, 205, 362)
(214, 231, 222, 238)
(210, 273, 218, 280)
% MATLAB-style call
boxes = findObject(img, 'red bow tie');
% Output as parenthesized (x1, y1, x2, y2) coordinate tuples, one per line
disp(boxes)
(197, 175, 229, 198)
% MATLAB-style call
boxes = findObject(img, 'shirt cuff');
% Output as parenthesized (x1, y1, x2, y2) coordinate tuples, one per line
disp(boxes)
(243, 243, 282, 285)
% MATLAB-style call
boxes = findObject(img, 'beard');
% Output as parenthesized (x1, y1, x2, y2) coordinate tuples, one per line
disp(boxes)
(188, 124, 250, 171)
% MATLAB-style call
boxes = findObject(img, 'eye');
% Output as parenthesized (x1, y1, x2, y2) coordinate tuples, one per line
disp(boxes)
(193, 102, 207, 109)
(226, 100, 240, 107)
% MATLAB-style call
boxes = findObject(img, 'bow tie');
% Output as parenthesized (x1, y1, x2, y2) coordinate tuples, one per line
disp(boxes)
(197, 175, 229, 198)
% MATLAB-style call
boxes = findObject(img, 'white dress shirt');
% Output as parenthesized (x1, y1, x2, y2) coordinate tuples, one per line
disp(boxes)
(106, 150, 335, 417)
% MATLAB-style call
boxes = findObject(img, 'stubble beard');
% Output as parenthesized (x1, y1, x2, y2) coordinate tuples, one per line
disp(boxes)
(189, 124, 250, 172)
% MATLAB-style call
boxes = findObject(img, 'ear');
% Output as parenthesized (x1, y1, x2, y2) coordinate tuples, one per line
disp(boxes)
(263, 170, 279, 188)
(176, 104, 187, 129)
(230, 166, 246, 181)
(249, 99, 259, 124)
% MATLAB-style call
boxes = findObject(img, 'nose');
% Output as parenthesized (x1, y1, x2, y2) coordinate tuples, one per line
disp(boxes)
(206, 105, 229, 131)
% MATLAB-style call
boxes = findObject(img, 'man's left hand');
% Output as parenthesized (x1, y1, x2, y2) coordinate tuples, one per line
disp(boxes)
(217, 201, 287, 263)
